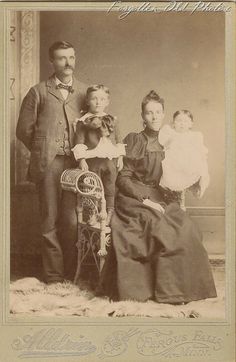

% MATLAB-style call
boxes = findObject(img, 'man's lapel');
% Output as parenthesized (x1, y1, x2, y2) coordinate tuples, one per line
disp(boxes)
(46, 76, 64, 101)
(65, 77, 81, 104)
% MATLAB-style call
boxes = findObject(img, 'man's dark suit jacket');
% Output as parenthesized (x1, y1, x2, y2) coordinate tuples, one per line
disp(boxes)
(16, 76, 87, 183)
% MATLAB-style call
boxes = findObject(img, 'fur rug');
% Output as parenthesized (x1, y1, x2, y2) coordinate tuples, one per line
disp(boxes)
(9, 268, 225, 318)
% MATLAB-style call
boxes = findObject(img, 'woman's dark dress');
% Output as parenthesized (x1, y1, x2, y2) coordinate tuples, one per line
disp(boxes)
(101, 127, 217, 304)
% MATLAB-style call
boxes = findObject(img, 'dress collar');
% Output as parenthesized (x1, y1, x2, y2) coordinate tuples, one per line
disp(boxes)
(143, 127, 159, 139)
(78, 111, 108, 123)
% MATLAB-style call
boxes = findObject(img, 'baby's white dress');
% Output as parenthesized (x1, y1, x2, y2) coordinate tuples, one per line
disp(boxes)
(159, 125, 209, 191)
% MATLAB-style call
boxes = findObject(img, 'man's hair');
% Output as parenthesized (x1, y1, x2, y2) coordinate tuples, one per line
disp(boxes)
(49, 41, 75, 60)
(141, 90, 164, 113)
(86, 84, 110, 98)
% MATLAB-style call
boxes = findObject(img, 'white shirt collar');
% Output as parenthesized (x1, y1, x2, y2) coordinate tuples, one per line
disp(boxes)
(55, 76, 73, 86)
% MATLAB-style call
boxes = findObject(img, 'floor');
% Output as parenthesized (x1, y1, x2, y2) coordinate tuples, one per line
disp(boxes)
(9, 265, 225, 318)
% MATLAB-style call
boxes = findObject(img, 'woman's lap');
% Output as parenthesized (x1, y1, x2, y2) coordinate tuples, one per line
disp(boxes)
(103, 191, 217, 303)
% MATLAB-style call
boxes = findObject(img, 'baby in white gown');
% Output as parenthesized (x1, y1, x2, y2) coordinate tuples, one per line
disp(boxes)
(159, 110, 210, 200)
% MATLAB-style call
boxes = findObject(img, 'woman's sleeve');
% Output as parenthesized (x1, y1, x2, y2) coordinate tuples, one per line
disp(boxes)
(116, 133, 147, 202)
(116, 161, 143, 202)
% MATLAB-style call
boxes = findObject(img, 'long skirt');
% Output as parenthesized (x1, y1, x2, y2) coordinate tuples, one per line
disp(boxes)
(100, 182, 217, 303)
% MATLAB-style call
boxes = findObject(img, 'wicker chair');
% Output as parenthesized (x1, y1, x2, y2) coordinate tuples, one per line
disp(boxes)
(60, 168, 111, 284)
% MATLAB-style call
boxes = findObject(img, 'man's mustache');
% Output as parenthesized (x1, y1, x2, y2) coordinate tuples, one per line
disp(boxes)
(64, 66, 74, 70)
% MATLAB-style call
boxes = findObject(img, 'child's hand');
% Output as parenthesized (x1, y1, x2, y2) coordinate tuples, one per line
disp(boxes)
(117, 156, 124, 172)
(78, 159, 89, 171)
(72, 121, 77, 133)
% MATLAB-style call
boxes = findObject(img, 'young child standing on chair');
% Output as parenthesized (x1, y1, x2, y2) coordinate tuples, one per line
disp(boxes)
(72, 84, 125, 225)
(158, 109, 210, 209)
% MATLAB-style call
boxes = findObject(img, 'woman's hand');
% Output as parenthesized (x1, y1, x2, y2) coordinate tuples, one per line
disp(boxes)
(78, 158, 89, 171)
(143, 198, 165, 213)
(117, 156, 124, 172)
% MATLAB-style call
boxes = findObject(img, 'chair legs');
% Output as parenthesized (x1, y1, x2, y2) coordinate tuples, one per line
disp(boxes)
(73, 225, 110, 285)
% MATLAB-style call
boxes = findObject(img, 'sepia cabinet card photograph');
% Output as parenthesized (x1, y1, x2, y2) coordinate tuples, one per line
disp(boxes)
(0, 1, 235, 361)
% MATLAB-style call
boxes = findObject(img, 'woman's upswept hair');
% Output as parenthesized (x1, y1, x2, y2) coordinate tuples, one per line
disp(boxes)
(49, 41, 74, 60)
(141, 90, 164, 112)
(173, 109, 194, 122)
(86, 84, 110, 98)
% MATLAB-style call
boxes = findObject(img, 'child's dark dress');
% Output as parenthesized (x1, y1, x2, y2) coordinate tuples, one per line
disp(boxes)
(74, 114, 122, 208)
(101, 127, 217, 303)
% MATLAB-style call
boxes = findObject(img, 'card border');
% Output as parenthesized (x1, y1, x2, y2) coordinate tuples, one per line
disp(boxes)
(0, 2, 235, 362)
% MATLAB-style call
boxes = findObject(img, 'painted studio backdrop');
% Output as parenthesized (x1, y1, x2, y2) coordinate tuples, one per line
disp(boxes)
(10, 10, 225, 275)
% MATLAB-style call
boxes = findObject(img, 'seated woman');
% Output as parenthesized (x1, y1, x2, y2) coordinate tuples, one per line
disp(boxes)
(100, 90, 217, 304)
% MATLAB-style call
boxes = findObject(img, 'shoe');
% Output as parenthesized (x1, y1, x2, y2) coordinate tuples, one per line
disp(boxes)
(62, 279, 73, 284)
(46, 278, 64, 284)
(94, 285, 105, 297)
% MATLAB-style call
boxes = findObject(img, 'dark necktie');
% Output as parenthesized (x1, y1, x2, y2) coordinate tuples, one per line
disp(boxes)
(56, 83, 74, 93)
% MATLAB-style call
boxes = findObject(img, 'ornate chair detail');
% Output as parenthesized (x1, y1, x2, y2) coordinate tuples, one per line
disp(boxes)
(60, 168, 111, 284)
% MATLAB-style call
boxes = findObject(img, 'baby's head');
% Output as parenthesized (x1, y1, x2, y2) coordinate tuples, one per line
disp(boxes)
(86, 84, 110, 114)
(173, 110, 193, 133)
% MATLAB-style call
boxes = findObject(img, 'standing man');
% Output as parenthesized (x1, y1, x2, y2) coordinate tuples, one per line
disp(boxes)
(16, 41, 87, 283)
